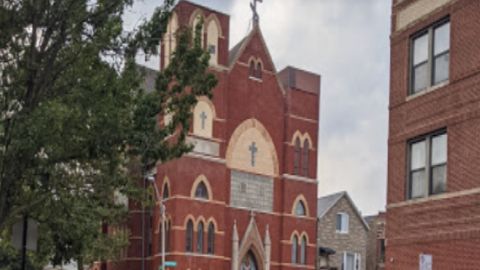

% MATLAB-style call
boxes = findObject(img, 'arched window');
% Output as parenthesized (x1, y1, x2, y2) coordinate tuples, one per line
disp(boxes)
(162, 183, 169, 199)
(300, 236, 307, 264)
(197, 221, 204, 253)
(192, 13, 205, 48)
(207, 222, 215, 254)
(302, 140, 310, 176)
(256, 62, 263, 79)
(249, 60, 256, 77)
(294, 137, 301, 175)
(163, 13, 178, 68)
(206, 19, 219, 66)
(295, 200, 307, 217)
(186, 220, 194, 252)
(291, 235, 298, 264)
(195, 182, 209, 199)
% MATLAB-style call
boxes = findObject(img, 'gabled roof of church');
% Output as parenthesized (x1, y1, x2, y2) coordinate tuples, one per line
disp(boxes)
(228, 25, 286, 95)
(228, 36, 248, 66)
(317, 191, 370, 230)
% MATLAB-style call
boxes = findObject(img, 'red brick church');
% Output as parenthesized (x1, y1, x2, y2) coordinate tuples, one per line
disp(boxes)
(113, 1, 321, 270)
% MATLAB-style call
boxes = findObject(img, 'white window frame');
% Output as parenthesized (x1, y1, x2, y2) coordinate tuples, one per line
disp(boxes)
(343, 252, 361, 270)
(336, 212, 349, 234)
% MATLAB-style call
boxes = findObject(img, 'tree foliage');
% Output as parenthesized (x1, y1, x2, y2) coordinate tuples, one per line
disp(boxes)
(0, 0, 216, 268)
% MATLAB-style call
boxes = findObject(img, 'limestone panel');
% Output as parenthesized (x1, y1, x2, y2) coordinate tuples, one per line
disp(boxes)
(187, 136, 219, 156)
(230, 170, 273, 212)
(396, 0, 452, 31)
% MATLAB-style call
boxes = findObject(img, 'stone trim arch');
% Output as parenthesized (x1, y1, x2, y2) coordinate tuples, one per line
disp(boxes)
(196, 96, 216, 118)
(289, 230, 300, 243)
(205, 14, 223, 38)
(207, 217, 220, 233)
(196, 216, 207, 231)
(290, 131, 314, 149)
(299, 232, 310, 244)
(291, 194, 310, 217)
(189, 8, 205, 26)
(190, 174, 213, 200)
(161, 176, 171, 199)
(226, 118, 279, 176)
(183, 215, 196, 229)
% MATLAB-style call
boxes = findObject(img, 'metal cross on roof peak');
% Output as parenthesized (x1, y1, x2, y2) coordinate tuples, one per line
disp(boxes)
(250, 0, 263, 25)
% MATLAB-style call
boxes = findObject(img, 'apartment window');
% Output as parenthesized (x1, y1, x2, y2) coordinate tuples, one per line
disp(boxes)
(336, 213, 349, 234)
(343, 252, 361, 270)
(410, 19, 450, 94)
(408, 131, 447, 199)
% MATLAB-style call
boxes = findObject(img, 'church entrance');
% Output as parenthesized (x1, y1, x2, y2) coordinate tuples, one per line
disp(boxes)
(240, 251, 259, 270)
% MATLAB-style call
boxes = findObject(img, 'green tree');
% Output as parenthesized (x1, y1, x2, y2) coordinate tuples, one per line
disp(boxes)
(0, 0, 216, 268)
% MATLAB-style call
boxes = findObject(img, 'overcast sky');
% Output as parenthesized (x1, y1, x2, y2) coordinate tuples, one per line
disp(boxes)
(124, 0, 391, 216)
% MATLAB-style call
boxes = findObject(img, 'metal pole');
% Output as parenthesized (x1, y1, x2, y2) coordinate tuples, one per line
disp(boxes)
(161, 203, 166, 270)
(21, 215, 28, 270)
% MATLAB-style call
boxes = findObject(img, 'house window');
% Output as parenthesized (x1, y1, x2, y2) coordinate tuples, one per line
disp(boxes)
(185, 220, 194, 252)
(194, 182, 209, 200)
(291, 235, 298, 264)
(294, 200, 307, 217)
(197, 221, 204, 253)
(408, 131, 447, 199)
(410, 19, 450, 94)
(336, 213, 349, 234)
(343, 252, 360, 270)
(294, 138, 301, 175)
(300, 236, 307, 265)
(207, 222, 215, 254)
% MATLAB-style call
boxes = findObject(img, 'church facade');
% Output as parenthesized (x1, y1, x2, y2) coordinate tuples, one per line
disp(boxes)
(115, 1, 321, 270)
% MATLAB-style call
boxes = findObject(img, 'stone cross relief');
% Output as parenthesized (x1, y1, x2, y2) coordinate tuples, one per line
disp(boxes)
(200, 111, 207, 130)
(249, 142, 258, 167)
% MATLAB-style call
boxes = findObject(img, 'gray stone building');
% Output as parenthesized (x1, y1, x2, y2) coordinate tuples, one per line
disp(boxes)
(316, 192, 369, 270)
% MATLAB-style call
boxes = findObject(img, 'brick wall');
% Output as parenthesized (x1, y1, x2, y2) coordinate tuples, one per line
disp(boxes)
(386, 0, 480, 269)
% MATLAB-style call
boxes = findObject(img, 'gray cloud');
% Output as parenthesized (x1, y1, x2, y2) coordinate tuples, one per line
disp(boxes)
(124, 0, 391, 216)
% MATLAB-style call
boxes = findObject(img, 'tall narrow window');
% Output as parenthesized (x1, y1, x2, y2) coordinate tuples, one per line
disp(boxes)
(195, 182, 209, 200)
(207, 222, 215, 254)
(302, 140, 310, 176)
(186, 220, 194, 252)
(162, 183, 169, 199)
(249, 60, 256, 77)
(166, 220, 171, 252)
(300, 236, 307, 265)
(256, 62, 263, 79)
(197, 222, 204, 253)
(408, 131, 447, 199)
(291, 235, 298, 264)
(410, 19, 450, 94)
(294, 138, 301, 175)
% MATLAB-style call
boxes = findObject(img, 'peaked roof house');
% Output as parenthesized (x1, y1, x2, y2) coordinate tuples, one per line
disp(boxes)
(316, 192, 369, 270)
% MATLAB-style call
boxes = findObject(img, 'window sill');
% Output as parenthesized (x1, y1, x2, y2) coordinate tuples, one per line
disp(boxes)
(249, 76, 263, 82)
(406, 80, 449, 101)
(335, 231, 349, 235)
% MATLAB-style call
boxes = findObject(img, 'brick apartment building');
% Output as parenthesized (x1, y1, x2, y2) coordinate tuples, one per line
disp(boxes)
(105, 1, 321, 270)
(386, 0, 480, 269)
